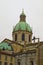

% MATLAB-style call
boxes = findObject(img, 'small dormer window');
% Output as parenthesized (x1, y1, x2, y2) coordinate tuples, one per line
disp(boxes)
(15, 34, 17, 41)
(22, 33, 25, 41)
(2, 47, 5, 50)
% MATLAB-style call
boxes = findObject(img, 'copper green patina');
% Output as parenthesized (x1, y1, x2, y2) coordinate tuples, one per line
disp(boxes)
(13, 10, 32, 33)
(13, 21, 32, 32)
(0, 42, 13, 51)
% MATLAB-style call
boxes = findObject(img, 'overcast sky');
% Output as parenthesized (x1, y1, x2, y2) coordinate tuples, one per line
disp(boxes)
(0, 0, 43, 42)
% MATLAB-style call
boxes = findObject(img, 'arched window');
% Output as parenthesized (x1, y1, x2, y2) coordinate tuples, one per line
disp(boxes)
(15, 34, 17, 41)
(22, 33, 25, 41)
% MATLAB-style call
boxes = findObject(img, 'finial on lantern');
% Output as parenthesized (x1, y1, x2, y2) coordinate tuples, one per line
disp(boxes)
(20, 9, 26, 22)
(22, 9, 24, 14)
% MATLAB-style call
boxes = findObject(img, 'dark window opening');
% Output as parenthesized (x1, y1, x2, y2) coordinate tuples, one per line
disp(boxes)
(22, 33, 25, 41)
(29, 35, 31, 42)
(30, 61, 33, 65)
(15, 34, 17, 41)
(0, 54, 1, 60)
(2, 47, 5, 50)
(18, 62, 20, 65)
(18, 59, 21, 65)
(4, 62, 7, 65)
(10, 63, 13, 65)
(0, 61, 2, 65)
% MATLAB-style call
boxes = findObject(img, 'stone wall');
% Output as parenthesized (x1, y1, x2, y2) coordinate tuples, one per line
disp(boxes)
(14, 52, 37, 65)
(39, 44, 43, 65)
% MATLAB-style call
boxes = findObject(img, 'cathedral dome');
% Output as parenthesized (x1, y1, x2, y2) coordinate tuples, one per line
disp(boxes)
(13, 21, 32, 33)
(13, 10, 32, 33)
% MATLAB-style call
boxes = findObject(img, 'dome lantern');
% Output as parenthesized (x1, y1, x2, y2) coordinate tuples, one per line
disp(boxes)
(20, 9, 26, 22)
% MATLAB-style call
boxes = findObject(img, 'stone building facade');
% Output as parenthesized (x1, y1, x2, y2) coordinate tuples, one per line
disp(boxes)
(0, 10, 43, 65)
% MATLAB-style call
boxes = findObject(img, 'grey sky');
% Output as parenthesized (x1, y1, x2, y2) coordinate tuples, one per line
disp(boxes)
(0, 0, 43, 42)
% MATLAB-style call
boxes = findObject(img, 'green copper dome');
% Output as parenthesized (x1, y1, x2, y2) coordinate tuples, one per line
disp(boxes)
(13, 10, 32, 33)
(13, 21, 32, 32)
(0, 42, 13, 51)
